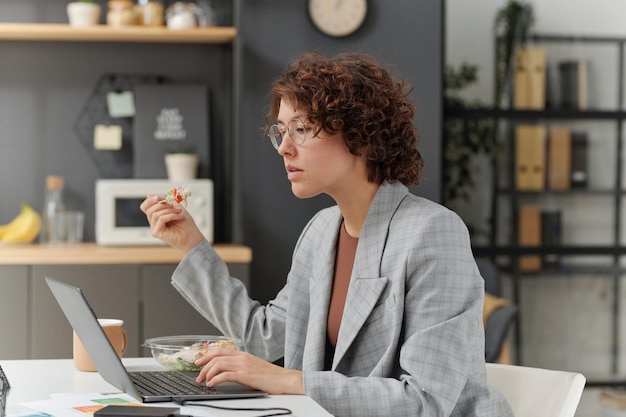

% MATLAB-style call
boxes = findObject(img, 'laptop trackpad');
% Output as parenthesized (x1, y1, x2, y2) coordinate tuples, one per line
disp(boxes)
(179, 372, 262, 394)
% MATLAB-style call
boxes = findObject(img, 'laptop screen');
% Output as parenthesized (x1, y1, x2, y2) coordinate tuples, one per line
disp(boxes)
(45, 277, 141, 399)
(0, 364, 9, 417)
(45, 276, 266, 402)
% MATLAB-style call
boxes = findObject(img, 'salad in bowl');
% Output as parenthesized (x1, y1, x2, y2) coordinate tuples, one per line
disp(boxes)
(144, 335, 241, 371)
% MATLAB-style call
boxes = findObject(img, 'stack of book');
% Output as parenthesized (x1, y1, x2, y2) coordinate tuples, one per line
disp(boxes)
(515, 125, 589, 271)
(514, 49, 589, 110)
(515, 125, 588, 192)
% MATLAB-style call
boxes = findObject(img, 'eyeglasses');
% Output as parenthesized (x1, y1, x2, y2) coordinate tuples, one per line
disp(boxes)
(267, 118, 309, 150)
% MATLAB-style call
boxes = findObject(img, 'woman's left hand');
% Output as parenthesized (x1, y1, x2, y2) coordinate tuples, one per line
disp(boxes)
(194, 349, 304, 395)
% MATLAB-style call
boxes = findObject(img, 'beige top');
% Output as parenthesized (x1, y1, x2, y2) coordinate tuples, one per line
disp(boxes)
(327, 222, 358, 347)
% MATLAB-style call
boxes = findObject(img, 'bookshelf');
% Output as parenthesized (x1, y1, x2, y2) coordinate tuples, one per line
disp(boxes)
(444, 33, 626, 378)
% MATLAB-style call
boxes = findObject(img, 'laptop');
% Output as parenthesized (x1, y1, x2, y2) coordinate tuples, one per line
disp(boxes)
(45, 276, 266, 402)
(0, 363, 9, 417)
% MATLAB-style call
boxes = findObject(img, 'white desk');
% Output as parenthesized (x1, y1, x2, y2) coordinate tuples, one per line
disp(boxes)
(0, 358, 333, 417)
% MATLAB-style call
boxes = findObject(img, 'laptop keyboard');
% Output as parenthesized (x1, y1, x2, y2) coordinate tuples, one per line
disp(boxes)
(130, 371, 218, 396)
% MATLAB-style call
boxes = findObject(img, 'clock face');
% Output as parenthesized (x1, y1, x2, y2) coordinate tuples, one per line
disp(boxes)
(308, 0, 367, 38)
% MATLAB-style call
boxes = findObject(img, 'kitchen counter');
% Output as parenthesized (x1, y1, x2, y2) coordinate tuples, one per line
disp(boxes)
(0, 242, 251, 265)
(0, 242, 253, 360)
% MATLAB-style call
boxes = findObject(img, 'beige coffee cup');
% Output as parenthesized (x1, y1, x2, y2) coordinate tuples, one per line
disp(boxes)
(73, 318, 127, 372)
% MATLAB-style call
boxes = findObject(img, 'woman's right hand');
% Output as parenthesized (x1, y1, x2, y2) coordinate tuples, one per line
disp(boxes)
(140, 194, 206, 253)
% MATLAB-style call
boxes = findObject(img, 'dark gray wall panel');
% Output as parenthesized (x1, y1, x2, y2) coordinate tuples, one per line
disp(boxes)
(239, 1, 443, 302)
(0, 1, 442, 305)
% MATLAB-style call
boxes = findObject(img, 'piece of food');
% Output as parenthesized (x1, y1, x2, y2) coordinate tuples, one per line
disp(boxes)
(165, 186, 191, 207)
(155, 340, 237, 371)
(156, 349, 204, 371)
(0, 203, 42, 243)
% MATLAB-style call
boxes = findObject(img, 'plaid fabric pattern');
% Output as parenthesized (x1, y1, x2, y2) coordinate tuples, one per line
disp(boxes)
(172, 182, 513, 417)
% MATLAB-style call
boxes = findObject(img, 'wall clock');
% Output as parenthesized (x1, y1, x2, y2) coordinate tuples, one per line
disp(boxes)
(308, 0, 368, 38)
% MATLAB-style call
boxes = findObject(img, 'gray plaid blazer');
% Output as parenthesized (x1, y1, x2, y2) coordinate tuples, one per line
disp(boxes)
(172, 181, 513, 417)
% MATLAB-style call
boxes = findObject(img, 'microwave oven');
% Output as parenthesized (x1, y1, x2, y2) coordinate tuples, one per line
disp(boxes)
(95, 179, 213, 246)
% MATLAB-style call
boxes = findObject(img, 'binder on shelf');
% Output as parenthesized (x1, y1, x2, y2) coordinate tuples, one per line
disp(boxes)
(559, 60, 588, 110)
(570, 132, 588, 188)
(515, 125, 546, 191)
(513, 47, 546, 110)
(519, 205, 542, 271)
(547, 126, 571, 190)
(541, 210, 562, 269)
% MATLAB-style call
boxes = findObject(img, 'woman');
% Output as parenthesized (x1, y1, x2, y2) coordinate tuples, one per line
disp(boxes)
(141, 51, 513, 417)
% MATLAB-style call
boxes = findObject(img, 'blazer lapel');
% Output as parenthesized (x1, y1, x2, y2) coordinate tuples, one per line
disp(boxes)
(332, 182, 409, 368)
(302, 211, 342, 372)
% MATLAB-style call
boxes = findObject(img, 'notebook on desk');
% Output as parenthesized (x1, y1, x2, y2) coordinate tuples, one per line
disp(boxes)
(45, 276, 266, 403)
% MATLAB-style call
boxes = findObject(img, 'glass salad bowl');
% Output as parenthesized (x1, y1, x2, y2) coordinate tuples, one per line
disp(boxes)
(144, 335, 241, 371)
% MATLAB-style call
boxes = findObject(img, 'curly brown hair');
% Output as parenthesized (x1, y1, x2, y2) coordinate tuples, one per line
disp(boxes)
(266, 51, 423, 186)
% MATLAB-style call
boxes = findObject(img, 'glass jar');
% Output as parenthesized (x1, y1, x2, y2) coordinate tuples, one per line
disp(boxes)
(107, 0, 137, 26)
(135, 0, 164, 27)
(41, 175, 65, 244)
(165, 2, 198, 30)
(195, 0, 216, 27)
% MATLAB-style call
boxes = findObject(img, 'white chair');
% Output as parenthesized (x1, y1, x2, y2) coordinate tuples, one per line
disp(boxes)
(486, 363, 586, 417)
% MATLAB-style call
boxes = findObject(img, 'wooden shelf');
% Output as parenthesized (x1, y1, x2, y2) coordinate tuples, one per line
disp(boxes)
(444, 106, 626, 121)
(0, 23, 237, 43)
(0, 243, 252, 265)
(472, 245, 626, 257)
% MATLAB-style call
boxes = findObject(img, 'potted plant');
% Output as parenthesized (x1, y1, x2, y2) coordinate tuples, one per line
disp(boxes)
(164, 145, 198, 181)
(444, 63, 497, 203)
(494, 0, 535, 107)
(67, 0, 102, 27)
(443, 62, 497, 240)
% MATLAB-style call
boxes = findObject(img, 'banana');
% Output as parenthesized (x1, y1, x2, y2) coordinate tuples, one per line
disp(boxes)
(0, 203, 42, 243)
(0, 209, 26, 238)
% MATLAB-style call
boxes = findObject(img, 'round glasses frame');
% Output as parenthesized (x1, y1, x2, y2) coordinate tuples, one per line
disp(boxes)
(267, 118, 308, 150)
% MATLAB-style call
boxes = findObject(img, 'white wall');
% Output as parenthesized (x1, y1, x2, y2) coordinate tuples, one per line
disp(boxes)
(447, 0, 626, 104)
(446, 0, 626, 382)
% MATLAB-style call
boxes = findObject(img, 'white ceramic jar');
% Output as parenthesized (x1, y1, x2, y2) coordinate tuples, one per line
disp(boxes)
(67, 2, 102, 27)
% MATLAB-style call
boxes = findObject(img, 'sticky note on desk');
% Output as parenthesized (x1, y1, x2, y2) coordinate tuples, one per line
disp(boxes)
(94, 124, 123, 150)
